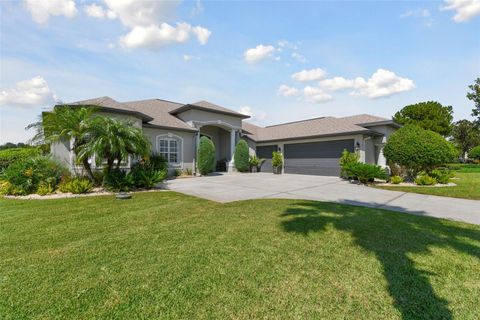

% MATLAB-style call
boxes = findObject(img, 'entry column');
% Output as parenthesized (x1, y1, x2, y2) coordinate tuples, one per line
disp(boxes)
(228, 129, 237, 172)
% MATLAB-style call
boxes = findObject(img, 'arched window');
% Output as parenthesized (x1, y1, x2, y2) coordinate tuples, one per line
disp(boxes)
(156, 134, 183, 166)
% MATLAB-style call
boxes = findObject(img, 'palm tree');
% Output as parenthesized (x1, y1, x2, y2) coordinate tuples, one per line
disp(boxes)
(79, 116, 151, 172)
(28, 105, 97, 181)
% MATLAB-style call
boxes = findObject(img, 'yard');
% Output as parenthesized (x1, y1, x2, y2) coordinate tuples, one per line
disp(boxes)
(1, 192, 479, 319)
(376, 164, 480, 200)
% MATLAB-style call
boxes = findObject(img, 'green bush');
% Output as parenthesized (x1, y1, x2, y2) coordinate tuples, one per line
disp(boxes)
(415, 175, 437, 186)
(197, 136, 215, 175)
(429, 169, 451, 184)
(390, 175, 403, 184)
(234, 139, 250, 172)
(1, 156, 67, 195)
(0, 147, 41, 172)
(36, 182, 54, 196)
(469, 145, 480, 160)
(59, 177, 94, 194)
(343, 163, 388, 184)
(384, 125, 457, 174)
(174, 169, 182, 177)
(145, 154, 168, 171)
(272, 151, 283, 168)
(339, 149, 359, 179)
(130, 157, 168, 189)
(103, 169, 134, 192)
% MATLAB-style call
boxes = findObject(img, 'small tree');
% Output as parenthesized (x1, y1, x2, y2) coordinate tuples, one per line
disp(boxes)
(467, 78, 480, 125)
(197, 136, 215, 175)
(384, 125, 456, 175)
(393, 101, 454, 137)
(234, 139, 249, 172)
(272, 151, 283, 174)
(451, 120, 480, 161)
(339, 149, 359, 179)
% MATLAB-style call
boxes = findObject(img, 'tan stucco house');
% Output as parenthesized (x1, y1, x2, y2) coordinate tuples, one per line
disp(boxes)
(51, 96, 400, 176)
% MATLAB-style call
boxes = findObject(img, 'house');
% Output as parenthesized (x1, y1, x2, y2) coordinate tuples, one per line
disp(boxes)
(51, 96, 400, 176)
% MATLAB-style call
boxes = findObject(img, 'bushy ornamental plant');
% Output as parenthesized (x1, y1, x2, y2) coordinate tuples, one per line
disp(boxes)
(383, 125, 456, 175)
(234, 139, 250, 172)
(102, 168, 134, 192)
(59, 177, 94, 194)
(343, 163, 388, 184)
(390, 176, 403, 184)
(339, 149, 359, 179)
(1, 156, 67, 195)
(0, 147, 41, 172)
(197, 136, 216, 175)
(415, 175, 437, 186)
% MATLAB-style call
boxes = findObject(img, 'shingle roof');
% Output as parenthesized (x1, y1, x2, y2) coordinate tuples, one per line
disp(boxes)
(170, 100, 250, 119)
(124, 99, 197, 131)
(339, 114, 389, 125)
(65, 96, 153, 122)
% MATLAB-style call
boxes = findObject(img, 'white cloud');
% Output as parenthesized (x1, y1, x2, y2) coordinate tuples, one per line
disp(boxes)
(292, 68, 327, 82)
(190, 0, 204, 16)
(183, 54, 199, 61)
(120, 22, 209, 49)
(239, 106, 267, 122)
(84, 3, 116, 19)
(349, 69, 415, 99)
(103, 0, 181, 27)
(192, 26, 212, 45)
(24, 0, 77, 24)
(441, 0, 480, 22)
(292, 52, 307, 63)
(0, 76, 58, 108)
(303, 86, 332, 103)
(318, 77, 355, 91)
(401, 8, 431, 18)
(244, 44, 276, 63)
(278, 84, 300, 97)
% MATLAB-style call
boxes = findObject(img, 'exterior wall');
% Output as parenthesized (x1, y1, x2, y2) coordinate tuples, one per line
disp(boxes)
(200, 125, 230, 161)
(245, 138, 256, 156)
(176, 109, 243, 129)
(51, 139, 72, 168)
(364, 137, 375, 164)
(142, 127, 196, 174)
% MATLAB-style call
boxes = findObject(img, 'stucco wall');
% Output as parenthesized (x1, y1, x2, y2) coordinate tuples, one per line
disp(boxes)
(176, 109, 242, 129)
(200, 125, 231, 161)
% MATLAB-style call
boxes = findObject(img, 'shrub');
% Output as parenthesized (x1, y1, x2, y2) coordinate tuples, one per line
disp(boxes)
(59, 177, 94, 194)
(1, 156, 67, 195)
(339, 149, 359, 179)
(234, 139, 250, 172)
(430, 169, 451, 184)
(344, 163, 388, 184)
(184, 168, 193, 175)
(103, 168, 134, 192)
(36, 182, 54, 196)
(415, 175, 437, 186)
(469, 145, 480, 160)
(174, 169, 182, 177)
(272, 151, 283, 168)
(0, 180, 12, 195)
(249, 155, 265, 170)
(0, 147, 41, 172)
(383, 125, 457, 174)
(390, 175, 403, 184)
(197, 136, 215, 175)
(131, 166, 166, 189)
(145, 154, 168, 171)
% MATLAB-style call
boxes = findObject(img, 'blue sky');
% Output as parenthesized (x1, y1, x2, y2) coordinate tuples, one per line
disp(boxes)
(1, 0, 479, 143)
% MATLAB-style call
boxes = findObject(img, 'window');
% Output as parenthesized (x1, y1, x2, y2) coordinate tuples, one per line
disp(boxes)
(157, 134, 182, 165)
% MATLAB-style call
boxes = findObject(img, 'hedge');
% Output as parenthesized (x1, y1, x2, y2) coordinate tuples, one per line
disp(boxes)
(234, 139, 250, 172)
(0, 147, 41, 172)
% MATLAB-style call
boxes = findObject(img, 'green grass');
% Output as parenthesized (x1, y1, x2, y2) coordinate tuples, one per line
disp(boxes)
(377, 165, 480, 200)
(1, 192, 479, 319)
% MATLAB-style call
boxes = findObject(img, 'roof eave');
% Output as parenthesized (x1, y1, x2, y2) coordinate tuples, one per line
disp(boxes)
(358, 120, 402, 128)
(142, 123, 198, 132)
(170, 104, 250, 119)
(59, 104, 154, 122)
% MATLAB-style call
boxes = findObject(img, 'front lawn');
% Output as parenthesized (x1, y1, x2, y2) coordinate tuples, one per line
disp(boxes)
(376, 164, 480, 200)
(1, 192, 479, 319)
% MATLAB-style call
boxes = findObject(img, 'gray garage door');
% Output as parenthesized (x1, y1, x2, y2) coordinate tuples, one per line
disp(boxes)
(256, 145, 277, 173)
(284, 139, 354, 176)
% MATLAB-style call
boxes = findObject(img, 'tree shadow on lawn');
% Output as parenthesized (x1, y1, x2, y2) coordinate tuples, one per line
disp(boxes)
(280, 201, 480, 320)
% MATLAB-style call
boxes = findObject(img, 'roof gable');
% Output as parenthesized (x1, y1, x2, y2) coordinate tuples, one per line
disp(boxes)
(170, 100, 250, 119)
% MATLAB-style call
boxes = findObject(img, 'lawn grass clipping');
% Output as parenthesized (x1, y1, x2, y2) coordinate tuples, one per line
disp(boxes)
(1, 192, 479, 319)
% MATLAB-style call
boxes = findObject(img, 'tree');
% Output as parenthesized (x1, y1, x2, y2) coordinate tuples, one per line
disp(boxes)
(197, 136, 215, 175)
(234, 139, 249, 172)
(79, 116, 151, 173)
(469, 145, 480, 161)
(27, 106, 97, 181)
(467, 77, 480, 125)
(383, 125, 456, 175)
(451, 120, 480, 161)
(393, 101, 454, 137)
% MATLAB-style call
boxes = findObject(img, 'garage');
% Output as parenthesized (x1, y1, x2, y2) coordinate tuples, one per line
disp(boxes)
(256, 144, 277, 173)
(284, 139, 354, 176)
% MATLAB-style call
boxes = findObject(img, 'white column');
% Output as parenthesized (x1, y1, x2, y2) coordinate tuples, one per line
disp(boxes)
(377, 145, 387, 168)
(228, 129, 236, 172)
(194, 128, 201, 175)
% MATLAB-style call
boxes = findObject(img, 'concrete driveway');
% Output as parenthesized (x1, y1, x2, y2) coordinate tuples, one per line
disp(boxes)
(165, 173, 480, 225)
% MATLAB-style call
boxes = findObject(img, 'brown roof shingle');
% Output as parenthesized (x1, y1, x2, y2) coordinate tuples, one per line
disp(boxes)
(170, 100, 250, 119)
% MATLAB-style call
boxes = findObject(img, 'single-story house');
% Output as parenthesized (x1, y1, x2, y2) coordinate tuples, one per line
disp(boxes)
(51, 96, 400, 176)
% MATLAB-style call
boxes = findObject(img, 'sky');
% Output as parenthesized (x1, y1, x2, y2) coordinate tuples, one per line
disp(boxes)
(0, 0, 479, 144)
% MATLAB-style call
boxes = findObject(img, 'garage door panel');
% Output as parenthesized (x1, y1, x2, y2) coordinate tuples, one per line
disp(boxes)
(284, 139, 354, 176)
(256, 145, 277, 173)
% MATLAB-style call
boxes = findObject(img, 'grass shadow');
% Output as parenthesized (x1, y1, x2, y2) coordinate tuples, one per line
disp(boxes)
(280, 201, 480, 319)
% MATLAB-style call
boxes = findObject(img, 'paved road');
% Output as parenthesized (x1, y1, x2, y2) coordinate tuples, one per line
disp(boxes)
(165, 173, 480, 225)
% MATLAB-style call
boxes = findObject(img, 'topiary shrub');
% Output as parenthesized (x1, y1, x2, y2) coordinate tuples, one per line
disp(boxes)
(234, 139, 250, 172)
(197, 136, 215, 175)
(384, 125, 457, 175)
(0, 147, 41, 172)
(469, 145, 480, 161)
